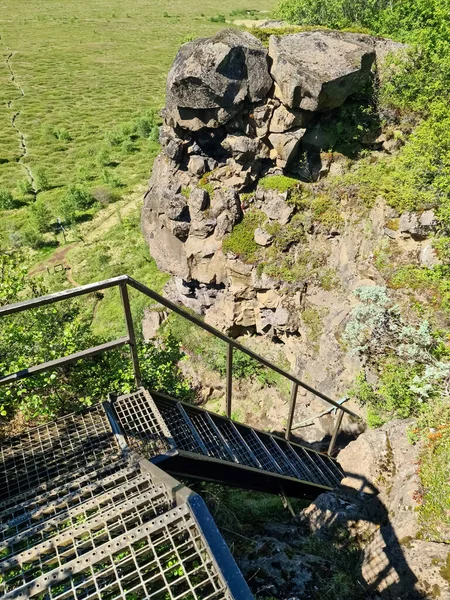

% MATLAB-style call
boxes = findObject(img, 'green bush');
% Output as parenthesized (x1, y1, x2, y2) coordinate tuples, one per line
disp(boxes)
(0, 189, 16, 210)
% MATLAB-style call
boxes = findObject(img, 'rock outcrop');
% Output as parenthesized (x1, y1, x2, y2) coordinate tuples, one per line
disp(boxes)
(142, 27, 414, 416)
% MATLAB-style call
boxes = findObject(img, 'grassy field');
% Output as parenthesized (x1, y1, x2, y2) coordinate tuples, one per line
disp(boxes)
(0, 0, 274, 246)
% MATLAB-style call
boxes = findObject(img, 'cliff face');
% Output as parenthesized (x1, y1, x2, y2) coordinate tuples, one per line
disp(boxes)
(141, 27, 437, 429)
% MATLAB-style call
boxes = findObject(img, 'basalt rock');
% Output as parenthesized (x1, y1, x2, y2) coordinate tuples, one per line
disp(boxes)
(142, 27, 404, 344)
(165, 29, 272, 131)
(269, 30, 376, 111)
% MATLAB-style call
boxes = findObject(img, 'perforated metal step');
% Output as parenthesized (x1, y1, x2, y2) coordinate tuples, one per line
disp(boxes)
(111, 389, 344, 495)
(0, 405, 251, 600)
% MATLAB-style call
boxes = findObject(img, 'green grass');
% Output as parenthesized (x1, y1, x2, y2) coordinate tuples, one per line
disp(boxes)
(66, 205, 170, 338)
(0, 0, 274, 245)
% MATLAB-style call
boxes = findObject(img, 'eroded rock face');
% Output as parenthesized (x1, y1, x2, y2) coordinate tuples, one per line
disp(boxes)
(165, 29, 272, 131)
(269, 30, 376, 111)
(142, 27, 408, 365)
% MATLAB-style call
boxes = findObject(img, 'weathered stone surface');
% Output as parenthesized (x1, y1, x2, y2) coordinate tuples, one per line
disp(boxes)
(255, 188, 294, 225)
(142, 308, 168, 341)
(269, 104, 310, 133)
(420, 240, 441, 267)
(269, 128, 306, 167)
(188, 155, 207, 176)
(269, 31, 375, 111)
(166, 29, 272, 130)
(254, 227, 273, 246)
(221, 134, 267, 163)
(399, 210, 437, 239)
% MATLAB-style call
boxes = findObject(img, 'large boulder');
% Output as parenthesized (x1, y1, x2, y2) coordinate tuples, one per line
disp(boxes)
(269, 30, 376, 111)
(165, 29, 272, 130)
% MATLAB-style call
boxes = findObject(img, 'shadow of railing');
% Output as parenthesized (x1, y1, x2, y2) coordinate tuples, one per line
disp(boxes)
(305, 471, 425, 599)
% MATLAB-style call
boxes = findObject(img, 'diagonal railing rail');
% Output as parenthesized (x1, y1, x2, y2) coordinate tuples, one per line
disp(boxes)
(0, 274, 361, 453)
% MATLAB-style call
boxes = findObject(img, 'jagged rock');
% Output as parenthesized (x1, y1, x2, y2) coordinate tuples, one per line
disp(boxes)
(238, 537, 322, 597)
(165, 29, 272, 130)
(210, 188, 242, 221)
(142, 308, 168, 341)
(399, 210, 437, 239)
(269, 104, 311, 133)
(221, 134, 268, 163)
(165, 193, 189, 221)
(268, 128, 306, 168)
(254, 228, 273, 246)
(250, 100, 276, 137)
(420, 240, 441, 267)
(269, 31, 375, 111)
(190, 215, 217, 239)
(189, 188, 209, 212)
(188, 155, 207, 176)
(255, 188, 294, 225)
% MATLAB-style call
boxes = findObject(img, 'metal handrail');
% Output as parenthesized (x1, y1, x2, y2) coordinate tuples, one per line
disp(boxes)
(0, 274, 361, 449)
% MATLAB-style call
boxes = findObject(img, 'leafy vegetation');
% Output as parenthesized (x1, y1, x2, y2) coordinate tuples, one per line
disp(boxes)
(0, 252, 191, 420)
(222, 209, 265, 262)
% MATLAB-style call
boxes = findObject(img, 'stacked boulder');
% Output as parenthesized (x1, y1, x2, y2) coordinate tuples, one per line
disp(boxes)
(142, 28, 396, 335)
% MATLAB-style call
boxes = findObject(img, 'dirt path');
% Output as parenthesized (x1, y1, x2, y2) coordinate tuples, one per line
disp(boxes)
(1, 36, 36, 193)
(29, 188, 143, 285)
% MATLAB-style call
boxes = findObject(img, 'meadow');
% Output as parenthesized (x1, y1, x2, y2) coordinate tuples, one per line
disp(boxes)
(0, 0, 273, 247)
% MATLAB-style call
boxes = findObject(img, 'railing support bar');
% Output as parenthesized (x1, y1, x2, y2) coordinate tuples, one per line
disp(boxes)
(328, 408, 344, 456)
(120, 283, 142, 388)
(226, 344, 233, 419)
(285, 382, 298, 440)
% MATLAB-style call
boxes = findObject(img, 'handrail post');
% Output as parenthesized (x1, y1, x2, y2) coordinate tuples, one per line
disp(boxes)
(328, 408, 344, 456)
(285, 382, 298, 440)
(120, 283, 142, 388)
(226, 344, 233, 418)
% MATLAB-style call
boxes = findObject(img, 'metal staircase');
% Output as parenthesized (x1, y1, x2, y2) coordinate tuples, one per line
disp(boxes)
(108, 388, 344, 499)
(0, 404, 251, 600)
(0, 276, 362, 600)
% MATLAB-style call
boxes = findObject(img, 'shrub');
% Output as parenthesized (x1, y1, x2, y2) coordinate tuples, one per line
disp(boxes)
(30, 201, 53, 232)
(0, 188, 16, 210)
(20, 226, 46, 249)
(34, 167, 50, 192)
(209, 14, 226, 23)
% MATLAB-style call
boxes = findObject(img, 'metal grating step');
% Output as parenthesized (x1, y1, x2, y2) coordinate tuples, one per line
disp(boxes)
(0, 405, 119, 503)
(0, 492, 230, 600)
(112, 388, 175, 455)
(215, 422, 261, 469)
(186, 412, 233, 462)
(0, 469, 170, 561)
(154, 399, 206, 455)
(0, 457, 133, 533)
(112, 389, 343, 492)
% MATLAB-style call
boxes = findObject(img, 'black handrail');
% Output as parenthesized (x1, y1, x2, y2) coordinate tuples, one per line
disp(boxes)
(0, 274, 361, 447)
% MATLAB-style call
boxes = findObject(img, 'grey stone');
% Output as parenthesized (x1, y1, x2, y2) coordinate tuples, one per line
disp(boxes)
(254, 228, 274, 246)
(189, 188, 209, 212)
(420, 241, 441, 267)
(142, 308, 167, 341)
(221, 134, 264, 163)
(269, 30, 375, 111)
(165, 193, 189, 221)
(166, 29, 272, 130)
(188, 155, 207, 176)
(399, 210, 437, 239)
(269, 104, 311, 133)
(268, 128, 306, 167)
(256, 188, 294, 225)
